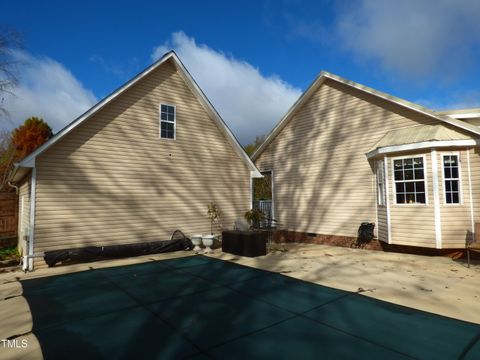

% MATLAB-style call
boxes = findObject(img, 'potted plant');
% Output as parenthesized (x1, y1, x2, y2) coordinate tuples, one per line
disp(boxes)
(205, 202, 222, 252)
(244, 208, 265, 230)
(207, 202, 222, 235)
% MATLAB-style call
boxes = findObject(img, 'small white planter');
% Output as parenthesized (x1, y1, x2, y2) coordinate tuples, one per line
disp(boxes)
(202, 235, 215, 253)
(191, 234, 203, 252)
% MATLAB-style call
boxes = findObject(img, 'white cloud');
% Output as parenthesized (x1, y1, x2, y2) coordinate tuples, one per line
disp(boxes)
(335, 0, 480, 78)
(416, 89, 480, 111)
(1, 51, 97, 132)
(152, 31, 301, 144)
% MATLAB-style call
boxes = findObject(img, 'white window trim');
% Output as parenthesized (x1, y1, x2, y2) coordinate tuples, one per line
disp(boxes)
(440, 151, 463, 206)
(376, 159, 386, 206)
(391, 154, 429, 206)
(159, 103, 176, 140)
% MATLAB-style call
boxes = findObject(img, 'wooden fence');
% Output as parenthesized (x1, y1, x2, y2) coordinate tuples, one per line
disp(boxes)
(0, 192, 18, 240)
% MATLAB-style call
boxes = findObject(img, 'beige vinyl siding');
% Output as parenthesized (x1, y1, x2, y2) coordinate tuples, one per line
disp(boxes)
(256, 79, 438, 239)
(377, 205, 388, 242)
(387, 151, 436, 247)
(17, 176, 31, 256)
(438, 150, 472, 248)
(33, 59, 250, 258)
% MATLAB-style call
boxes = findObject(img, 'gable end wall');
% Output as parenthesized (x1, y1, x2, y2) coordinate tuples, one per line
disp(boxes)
(33, 60, 250, 262)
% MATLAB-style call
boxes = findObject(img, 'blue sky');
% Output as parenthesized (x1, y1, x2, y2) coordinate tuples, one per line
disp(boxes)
(2, 0, 480, 144)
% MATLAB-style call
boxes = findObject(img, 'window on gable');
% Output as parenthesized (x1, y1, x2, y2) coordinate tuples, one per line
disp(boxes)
(443, 155, 460, 204)
(393, 157, 426, 204)
(160, 104, 175, 139)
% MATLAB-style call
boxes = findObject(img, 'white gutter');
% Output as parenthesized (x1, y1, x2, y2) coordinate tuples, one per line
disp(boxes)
(445, 113, 480, 119)
(366, 139, 477, 159)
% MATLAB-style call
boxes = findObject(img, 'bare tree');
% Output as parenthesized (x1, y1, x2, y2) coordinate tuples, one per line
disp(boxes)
(0, 26, 21, 118)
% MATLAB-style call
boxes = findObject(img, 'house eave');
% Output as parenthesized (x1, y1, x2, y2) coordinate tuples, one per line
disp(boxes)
(17, 51, 260, 176)
(365, 139, 478, 159)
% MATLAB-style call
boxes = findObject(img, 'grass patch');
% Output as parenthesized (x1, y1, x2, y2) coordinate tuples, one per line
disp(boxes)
(0, 246, 19, 261)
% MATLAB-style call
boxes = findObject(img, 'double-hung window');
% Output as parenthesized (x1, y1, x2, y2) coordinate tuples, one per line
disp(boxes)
(160, 104, 175, 139)
(393, 157, 426, 204)
(443, 155, 460, 204)
(376, 160, 386, 205)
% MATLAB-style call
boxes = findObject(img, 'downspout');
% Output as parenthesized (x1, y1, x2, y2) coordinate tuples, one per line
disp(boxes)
(7, 182, 19, 194)
(26, 167, 37, 272)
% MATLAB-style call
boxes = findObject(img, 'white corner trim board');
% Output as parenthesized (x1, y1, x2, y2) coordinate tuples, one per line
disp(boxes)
(384, 156, 392, 244)
(430, 150, 442, 249)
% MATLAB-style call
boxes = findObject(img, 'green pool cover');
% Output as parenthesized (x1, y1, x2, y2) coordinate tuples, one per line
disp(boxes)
(21, 255, 480, 359)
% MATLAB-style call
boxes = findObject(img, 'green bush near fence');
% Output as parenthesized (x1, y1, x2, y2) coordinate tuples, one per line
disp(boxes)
(0, 245, 19, 260)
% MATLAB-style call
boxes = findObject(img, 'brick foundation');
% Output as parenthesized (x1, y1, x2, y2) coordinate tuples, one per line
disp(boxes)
(273, 230, 478, 259)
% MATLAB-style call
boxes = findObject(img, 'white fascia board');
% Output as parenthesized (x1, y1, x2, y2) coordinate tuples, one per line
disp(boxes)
(447, 113, 480, 119)
(366, 139, 477, 159)
(18, 52, 176, 168)
(19, 158, 35, 168)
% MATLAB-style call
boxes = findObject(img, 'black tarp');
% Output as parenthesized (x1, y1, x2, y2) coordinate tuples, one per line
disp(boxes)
(44, 231, 193, 267)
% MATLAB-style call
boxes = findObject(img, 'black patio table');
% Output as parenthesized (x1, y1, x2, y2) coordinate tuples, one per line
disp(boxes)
(222, 230, 267, 257)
